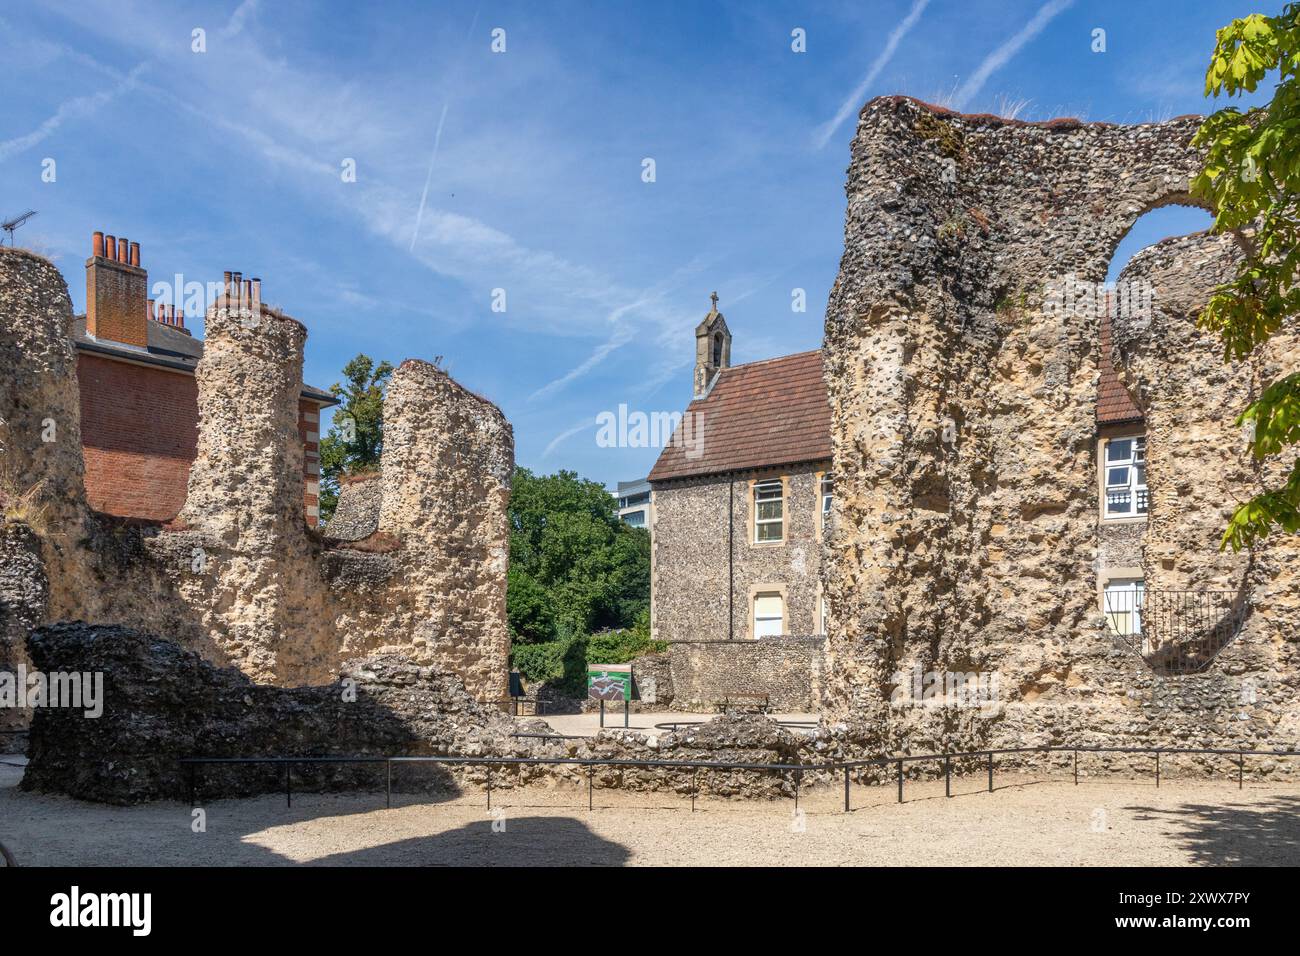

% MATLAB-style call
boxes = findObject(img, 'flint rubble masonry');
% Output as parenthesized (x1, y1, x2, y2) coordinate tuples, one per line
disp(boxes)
(821, 96, 1300, 770)
(0, 244, 513, 706)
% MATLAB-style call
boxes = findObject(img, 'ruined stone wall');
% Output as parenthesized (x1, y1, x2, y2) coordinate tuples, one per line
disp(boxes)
(0, 248, 513, 704)
(652, 464, 828, 643)
(22, 623, 813, 803)
(370, 360, 512, 700)
(1113, 231, 1300, 742)
(822, 97, 1300, 767)
(325, 472, 382, 541)
(0, 524, 45, 739)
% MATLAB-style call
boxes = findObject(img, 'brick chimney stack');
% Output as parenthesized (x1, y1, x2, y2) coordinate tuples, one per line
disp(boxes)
(86, 229, 148, 348)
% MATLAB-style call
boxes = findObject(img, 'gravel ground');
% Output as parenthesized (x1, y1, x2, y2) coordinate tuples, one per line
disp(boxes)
(4, 759, 1297, 866)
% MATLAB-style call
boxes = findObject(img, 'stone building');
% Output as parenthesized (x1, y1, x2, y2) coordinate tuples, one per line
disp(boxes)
(646, 297, 832, 710)
(73, 231, 336, 525)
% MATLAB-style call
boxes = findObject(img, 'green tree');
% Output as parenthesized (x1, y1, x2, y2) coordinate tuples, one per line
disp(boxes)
(1192, 4, 1300, 549)
(506, 467, 650, 643)
(318, 354, 393, 521)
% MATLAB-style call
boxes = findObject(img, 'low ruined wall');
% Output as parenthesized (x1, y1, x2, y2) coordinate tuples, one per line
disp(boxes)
(21, 622, 518, 804)
(22, 623, 820, 803)
(667, 637, 825, 712)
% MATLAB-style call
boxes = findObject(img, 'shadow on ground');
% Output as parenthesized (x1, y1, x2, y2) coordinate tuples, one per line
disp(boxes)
(1, 759, 632, 866)
(308, 816, 632, 866)
(1124, 793, 1300, 865)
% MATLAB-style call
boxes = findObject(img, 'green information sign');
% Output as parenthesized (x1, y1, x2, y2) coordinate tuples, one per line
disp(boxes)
(587, 663, 632, 702)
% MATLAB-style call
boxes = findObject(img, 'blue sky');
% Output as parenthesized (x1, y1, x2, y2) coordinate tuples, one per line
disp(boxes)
(1, 0, 1262, 487)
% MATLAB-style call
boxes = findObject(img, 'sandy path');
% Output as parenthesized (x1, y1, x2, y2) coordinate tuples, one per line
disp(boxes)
(3, 760, 1296, 866)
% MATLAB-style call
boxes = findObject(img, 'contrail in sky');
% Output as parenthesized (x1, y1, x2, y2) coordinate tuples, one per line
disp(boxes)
(814, 0, 929, 149)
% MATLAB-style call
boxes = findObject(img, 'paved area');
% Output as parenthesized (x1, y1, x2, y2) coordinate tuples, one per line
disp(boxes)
(3, 756, 1296, 866)
(518, 710, 818, 737)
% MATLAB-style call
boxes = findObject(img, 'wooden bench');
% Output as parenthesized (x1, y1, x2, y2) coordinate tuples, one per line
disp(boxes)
(715, 694, 770, 715)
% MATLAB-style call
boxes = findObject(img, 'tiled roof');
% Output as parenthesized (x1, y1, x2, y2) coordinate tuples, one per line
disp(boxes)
(70, 315, 338, 405)
(1097, 310, 1143, 425)
(648, 350, 831, 482)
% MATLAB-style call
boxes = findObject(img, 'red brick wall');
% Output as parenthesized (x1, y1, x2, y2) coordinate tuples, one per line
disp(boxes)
(85, 255, 148, 348)
(298, 400, 322, 527)
(78, 351, 327, 523)
(78, 353, 198, 521)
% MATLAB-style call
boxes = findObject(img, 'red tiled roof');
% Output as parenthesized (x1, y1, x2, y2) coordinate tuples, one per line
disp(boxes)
(1097, 310, 1143, 425)
(648, 350, 832, 482)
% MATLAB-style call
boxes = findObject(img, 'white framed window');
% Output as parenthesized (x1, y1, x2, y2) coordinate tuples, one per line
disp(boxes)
(754, 591, 784, 638)
(754, 479, 784, 543)
(820, 474, 834, 518)
(1104, 436, 1148, 518)
(1103, 578, 1144, 637)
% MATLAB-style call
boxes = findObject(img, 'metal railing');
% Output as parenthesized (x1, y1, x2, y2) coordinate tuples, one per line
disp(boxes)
(1104, 489, 1149, 515)
(178, 744, 1299, 814)
(1105, 588, 1246, 674)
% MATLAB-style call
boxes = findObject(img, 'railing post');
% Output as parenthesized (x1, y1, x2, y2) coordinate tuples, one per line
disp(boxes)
(285, 762, 291, 809)
(385, 759, 392, 809)
(588, 766, 593, 811)
(692, 768, 698, 813)
(486, 766, 492, 811)
(897, 759, 903, 803)
(987, 751, 993, 792)
(1155, 751, 1160, 788)
(945, 756, 951, 797)
(1238, 751, 1244, 790)
(1073, 749, 1078, 786)
(793, 769, 801, 814)
(843, 767, 850, 813)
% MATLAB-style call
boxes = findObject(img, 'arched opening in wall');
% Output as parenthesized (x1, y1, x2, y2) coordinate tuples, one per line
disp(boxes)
(1092, 202, 1222, 665)
(1106, 205, 1215, 283)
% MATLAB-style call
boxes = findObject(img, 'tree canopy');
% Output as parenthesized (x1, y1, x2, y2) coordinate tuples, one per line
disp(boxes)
(507, 467, 649, 644)
(1192, 4, 1300, 549)
(317, 354, 393, 521)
